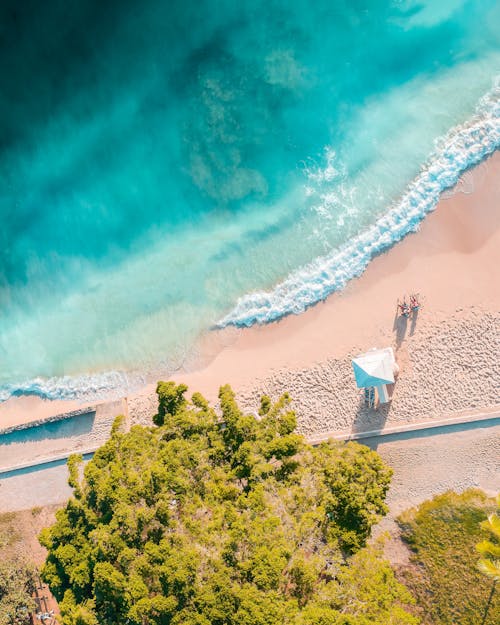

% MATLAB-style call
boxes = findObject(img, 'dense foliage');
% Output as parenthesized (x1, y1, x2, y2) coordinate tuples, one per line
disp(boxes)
(41, 382, 416, 625)
(0, 561, 35, 625)
(398, 489, 500, 625)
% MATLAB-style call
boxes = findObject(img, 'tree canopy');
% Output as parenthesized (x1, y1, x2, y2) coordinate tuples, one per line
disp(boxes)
(0, 561, 35, 625)
(40, 382, 416, 625)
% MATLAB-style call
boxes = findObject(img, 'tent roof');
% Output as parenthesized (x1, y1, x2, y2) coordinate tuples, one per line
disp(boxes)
(351, 348, 395, 388)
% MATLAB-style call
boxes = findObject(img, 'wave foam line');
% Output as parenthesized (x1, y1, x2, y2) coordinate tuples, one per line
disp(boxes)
(0, 370, 144, 404)
(218, 82, 500, 328)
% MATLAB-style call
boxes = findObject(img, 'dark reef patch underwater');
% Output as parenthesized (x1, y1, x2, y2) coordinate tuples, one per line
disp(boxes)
(0, 0, 499, 400)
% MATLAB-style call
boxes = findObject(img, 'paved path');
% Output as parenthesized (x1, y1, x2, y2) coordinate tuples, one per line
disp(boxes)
(0, 400, 125, 475)
(307, 409, 500, 445)
(2, 408, 498, 476)
(0, 412, 499, 513)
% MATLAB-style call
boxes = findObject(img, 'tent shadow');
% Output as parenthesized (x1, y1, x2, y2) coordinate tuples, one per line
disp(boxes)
(350, 393, 392, 451)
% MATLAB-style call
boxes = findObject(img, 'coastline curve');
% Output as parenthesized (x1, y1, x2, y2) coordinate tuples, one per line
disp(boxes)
(218, 81, 500, 327)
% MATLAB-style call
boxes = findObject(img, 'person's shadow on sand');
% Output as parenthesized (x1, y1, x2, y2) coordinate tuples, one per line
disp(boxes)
(410, 308, 419, 336)
(394, 315, 408, 350)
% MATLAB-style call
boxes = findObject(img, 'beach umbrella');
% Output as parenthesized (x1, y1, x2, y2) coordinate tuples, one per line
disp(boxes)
(351, 349, 395, 388)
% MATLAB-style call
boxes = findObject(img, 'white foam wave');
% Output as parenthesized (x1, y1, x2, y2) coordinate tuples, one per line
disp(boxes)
(0, 370, 145, 404)
(218, 81, 500, 328)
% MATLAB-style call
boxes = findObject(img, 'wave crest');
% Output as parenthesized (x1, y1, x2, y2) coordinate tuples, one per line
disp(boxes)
(0, 370, 144, 404)
(218, 81, 500, 328)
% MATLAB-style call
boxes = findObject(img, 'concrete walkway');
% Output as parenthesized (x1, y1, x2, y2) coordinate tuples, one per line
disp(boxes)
(0, 409, 499, 513)
(308, 408, 500, 445)
(0, 400, 126, 475)
(1, 408, 498, 476)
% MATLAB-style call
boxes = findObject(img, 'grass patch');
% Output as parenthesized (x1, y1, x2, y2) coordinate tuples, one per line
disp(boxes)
(0, 512, 21, 549)
(0, 506, 59, 565)
(397, 489, 500, 625)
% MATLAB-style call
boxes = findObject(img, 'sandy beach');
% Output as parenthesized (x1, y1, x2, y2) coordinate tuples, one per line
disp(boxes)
(1, 153, 499, 439)
(127, 151, 500, 434)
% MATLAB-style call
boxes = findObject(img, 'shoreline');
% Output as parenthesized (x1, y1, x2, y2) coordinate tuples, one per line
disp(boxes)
(135, 151, 500, 425)
(0, 152, 499, 432)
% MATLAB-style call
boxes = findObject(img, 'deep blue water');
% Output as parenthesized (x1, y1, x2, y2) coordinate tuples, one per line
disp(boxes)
(0, 0, 499, 401)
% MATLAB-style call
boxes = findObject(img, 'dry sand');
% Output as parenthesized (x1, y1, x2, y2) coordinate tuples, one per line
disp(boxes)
(0, 505, 59, 565)
(0, 397, 82, 430)
(371, 419, 500, 564)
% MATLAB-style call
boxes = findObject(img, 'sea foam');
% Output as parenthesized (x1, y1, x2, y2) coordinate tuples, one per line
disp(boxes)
(0, 370, 144, 404)
(218, 82, 500, 328)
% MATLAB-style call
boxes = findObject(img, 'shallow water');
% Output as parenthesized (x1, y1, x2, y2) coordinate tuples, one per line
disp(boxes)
(0, 0, 499, 401)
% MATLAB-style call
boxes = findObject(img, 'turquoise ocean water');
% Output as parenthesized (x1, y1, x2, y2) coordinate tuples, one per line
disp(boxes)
(0, 0, 499, 402)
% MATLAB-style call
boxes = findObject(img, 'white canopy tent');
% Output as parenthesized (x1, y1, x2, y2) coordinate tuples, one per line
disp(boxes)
(351, 347, 396, 404)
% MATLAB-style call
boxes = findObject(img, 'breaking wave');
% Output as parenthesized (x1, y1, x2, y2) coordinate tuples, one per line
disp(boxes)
(218, 82, 500, 328)
(0, 370, 146, 404)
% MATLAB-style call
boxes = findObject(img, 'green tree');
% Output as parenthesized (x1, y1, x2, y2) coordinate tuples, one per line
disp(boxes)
(476, 494, 500, 581)
(153, 381, 188, 426)
(40, 383, 412, 625)
(333, 545, 418, 625)
(319, 442, 392, 552)
(0, 560, 36, 625)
